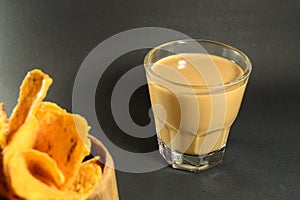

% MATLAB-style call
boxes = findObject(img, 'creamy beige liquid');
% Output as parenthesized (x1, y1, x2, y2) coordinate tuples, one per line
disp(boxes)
(147, 54, 247, 155)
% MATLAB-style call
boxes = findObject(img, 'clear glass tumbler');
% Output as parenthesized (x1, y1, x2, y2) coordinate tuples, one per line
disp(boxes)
(144, 39, 252, 172)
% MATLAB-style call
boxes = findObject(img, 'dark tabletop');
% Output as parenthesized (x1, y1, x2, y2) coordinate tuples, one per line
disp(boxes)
(0, 0, 300, 199)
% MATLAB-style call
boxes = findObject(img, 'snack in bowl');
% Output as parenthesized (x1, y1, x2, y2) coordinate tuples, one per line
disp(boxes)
(0, 69, 118, 200)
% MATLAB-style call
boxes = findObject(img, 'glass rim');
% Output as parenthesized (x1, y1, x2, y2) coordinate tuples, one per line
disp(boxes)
(144, 39, 252, 89)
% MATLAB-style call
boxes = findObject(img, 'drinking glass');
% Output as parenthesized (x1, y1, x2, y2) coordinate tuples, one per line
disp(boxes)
(144, 39, 252, 172)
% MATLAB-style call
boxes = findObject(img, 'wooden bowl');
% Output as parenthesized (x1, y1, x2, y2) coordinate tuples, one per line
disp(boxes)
(88, 135, 119, 200)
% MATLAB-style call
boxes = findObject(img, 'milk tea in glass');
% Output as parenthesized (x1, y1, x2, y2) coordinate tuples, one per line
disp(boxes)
(144, 40, 251, 172)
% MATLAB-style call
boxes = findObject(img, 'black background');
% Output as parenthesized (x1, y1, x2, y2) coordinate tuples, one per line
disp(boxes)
(0, 0, 300, 199)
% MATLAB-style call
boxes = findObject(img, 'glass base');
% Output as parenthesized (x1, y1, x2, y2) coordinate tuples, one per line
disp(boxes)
(158, 138, 225, 172)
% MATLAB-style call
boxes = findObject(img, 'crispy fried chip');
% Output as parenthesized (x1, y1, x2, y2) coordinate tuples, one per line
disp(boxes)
(0, 103, 8, 148)
(4, 117, 39, 156)
(0, 153, 10, 199)
(8, 69, 52, 140)
(1, 70, 105, 199)
(68, 157, 102, 199)
(73, 114, 91, 155)
(0, 105, 9, 198)
(34, 102, 91, 189)
(23, 149, 65, 187)
(8, 152, 83, 200)
(2, 116, 39, 194)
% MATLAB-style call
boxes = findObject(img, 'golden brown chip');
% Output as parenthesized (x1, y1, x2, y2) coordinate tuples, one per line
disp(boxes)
(73, 114, 91, 156)
(8, 69, 52, 140)
(23, 149, 65, 187)
(8, 152, 84, 200)
(3, 116, 39, 156)
(34, 102, 90, 189)
(0, 153, 10, 199)
(0, 103, 8, 148)
(1, 69, 103, 199)
(0, 105, 9, 198)
(2, 116, 39, 194)
(68, 157, 102, 199)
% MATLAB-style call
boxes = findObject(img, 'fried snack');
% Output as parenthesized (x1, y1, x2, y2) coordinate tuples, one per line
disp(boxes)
(34, 102, 90, 189)
(23, 149, 65, 187)
(0, 104, 8, 198)
(3, 70, 52, 195)
(68, 157, 102, 199)
(8, 152, 82, 200)
(7, 69, 52, 141)
(0, 103, 8, 148)
(0, 69, 107, 200)
(2, 116, 39, 192)
(73, 114, 91, 156)
(0, 153, 10, 199)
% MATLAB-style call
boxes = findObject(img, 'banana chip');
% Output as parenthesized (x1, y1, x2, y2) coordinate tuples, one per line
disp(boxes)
(0, 103, 8, 148)
(23, 149, 65, 187)
(0, 153, 10, 199)
(0, 70, 103, 200)
(8, 69, 52, 139)
(68, 157, 102, 199)
(34, 102, 90, 189)
(8, 152, 82, 200)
